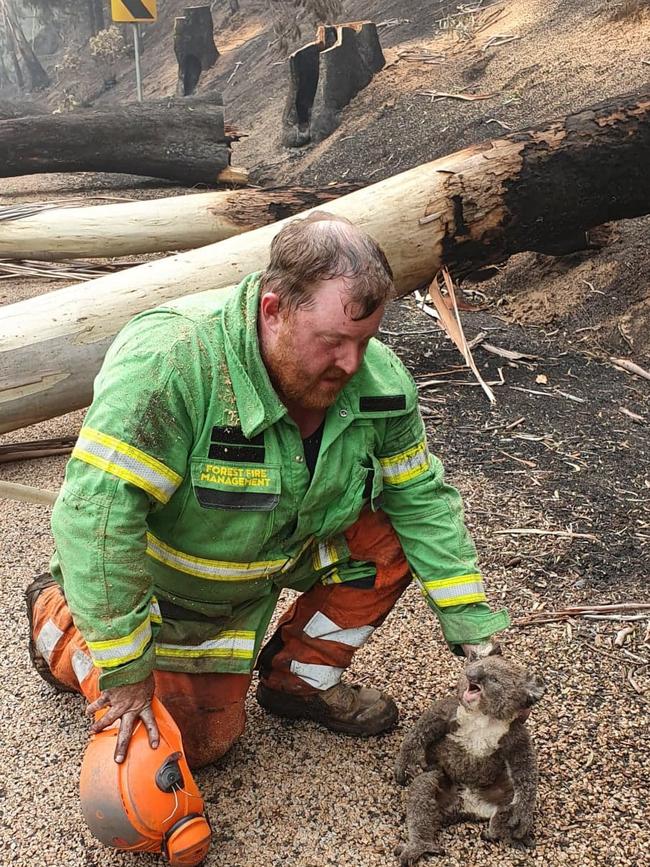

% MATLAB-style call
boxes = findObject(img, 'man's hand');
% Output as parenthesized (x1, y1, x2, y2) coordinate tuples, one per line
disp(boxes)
(86, 673, 159, 763)
(461, 640, 502, 660)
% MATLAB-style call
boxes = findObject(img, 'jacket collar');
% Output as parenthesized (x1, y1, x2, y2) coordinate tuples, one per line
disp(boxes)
(220, 273, 287, 439)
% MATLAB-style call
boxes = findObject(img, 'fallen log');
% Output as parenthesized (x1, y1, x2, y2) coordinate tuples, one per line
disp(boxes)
(0, 185, 359, 261)
(0, 436, 75, 463)
(0, 93, 246, 185)
(1, 90, 649, 433)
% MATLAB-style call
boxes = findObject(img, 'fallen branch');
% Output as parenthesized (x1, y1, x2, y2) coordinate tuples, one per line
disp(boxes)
(3, 90, 650, 433)
(425, 267, 496, 403)
(0, 479, 58, 506)
(514, 602, 650, 627)
(418, 89, 496, 101)
(611, 357, 650, 383)
(494, 528, 599, 541)
(0, 436, 76, 463)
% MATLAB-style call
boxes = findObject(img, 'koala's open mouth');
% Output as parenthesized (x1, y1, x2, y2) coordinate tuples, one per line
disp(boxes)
(462, 681, 483, 705)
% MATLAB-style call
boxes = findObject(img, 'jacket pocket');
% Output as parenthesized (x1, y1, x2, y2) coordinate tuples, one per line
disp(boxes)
(188, 457, 281, 550)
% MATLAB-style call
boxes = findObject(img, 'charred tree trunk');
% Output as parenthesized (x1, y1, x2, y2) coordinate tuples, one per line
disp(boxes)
(174, 6, 218, 96)
(283, 21, 384, 147)
(5, 2, 49, 90)
(93, 0, 105, 31)
(3, 10, 24, 90)
(0, 93, 244, 185)
(0, 184, 360, 261)
(1, 90, 650, 433)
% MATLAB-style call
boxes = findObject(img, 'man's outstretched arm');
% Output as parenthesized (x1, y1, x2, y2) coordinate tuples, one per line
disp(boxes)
(377, 392, 510, 653)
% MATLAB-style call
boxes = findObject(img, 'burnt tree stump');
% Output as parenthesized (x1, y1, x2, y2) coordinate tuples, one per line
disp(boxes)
(283, 21, 384, 147)
(174, 5, 219, 97)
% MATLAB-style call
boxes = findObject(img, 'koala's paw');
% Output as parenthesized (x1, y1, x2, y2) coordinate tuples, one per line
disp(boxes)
(394, 840, 444, 865)
(510, 835, 535, 851)
(507, 809, 534, 842)
(394, 748, 426, 785)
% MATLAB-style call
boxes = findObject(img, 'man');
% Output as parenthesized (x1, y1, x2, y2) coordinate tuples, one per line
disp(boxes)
(27, 215, 509, 855)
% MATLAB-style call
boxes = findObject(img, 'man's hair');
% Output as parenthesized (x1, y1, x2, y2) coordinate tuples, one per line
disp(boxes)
(259, 212, 395, 320)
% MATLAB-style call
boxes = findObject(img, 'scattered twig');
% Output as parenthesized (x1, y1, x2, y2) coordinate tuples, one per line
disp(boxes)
(482, 33, 521, 51)
(0, 258, 120, 281)
(377, 18, 411, 28)
(418, 89, 497, 102)
(482, 342, 540, 361)
(494, 528, 599, 541)
(614, 626, 636, 647)
(227, 61, 242, 85)
(426, 269, 496, 403)
(611, 357, 650, 383)
(619, 406, 646, 423)
(514, 602, 650, 627)
(583, 614, 648, 622)
(485, 117, 512, 130)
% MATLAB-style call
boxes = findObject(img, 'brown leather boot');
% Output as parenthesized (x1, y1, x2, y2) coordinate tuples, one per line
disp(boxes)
(25, 573, 74, 693)
(256, 680, 398, 736)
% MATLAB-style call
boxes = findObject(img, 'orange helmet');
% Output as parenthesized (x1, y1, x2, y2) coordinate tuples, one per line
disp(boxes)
(80, 697, 212, 866)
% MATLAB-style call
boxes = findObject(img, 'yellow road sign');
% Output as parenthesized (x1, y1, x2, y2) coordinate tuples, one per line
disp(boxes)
(111, 0, 157, 23)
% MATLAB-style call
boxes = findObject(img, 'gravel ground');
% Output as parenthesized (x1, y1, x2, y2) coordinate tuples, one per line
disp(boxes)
(1, 297, 649, 867)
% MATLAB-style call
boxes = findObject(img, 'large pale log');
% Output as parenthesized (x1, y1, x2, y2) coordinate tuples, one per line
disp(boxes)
(0, 93, 243, 185)
(0, 185, 359, 261)
(1, 91, 649, 434)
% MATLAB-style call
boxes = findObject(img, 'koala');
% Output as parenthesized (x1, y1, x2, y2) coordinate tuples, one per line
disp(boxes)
(394, 656, 545, 866)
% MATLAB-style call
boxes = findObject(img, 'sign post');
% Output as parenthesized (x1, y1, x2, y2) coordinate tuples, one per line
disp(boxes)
(110, 0, 157, 102)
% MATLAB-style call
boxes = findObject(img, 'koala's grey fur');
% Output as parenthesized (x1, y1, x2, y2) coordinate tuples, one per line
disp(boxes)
(394, 656, 545, 866)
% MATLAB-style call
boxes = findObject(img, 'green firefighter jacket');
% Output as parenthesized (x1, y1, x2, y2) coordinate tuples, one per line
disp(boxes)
(50, 273, 509, 689)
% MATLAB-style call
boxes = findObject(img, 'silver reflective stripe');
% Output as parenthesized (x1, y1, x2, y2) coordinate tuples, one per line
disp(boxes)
(380, 441, 429, 485)
(312, 536, 347, 571)
(35, 618, 64, 663)
(427, 579, 485, 603)
(75, 431, 180, 503)
(303, 611, 375, 648)
(146, 533, 285, 581)
(87, 618, 152, 667)
(71, 649, 94, 684)
(155, 630, 256, 659)
(290, 660, 344, 691)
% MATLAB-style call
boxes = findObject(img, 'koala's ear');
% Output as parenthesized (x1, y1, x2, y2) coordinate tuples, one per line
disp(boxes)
(524, 673, 546, 706)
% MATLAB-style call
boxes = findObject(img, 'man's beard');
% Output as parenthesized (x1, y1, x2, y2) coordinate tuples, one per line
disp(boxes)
(265, 331, 350, 410)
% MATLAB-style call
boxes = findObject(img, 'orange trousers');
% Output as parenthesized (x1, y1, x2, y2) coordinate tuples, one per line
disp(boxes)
(32, 509, 410, 768)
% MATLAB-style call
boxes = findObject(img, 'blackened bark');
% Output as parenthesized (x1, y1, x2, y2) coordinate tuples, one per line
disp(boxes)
(437, 92, 650, 278)
(0, 93, 236, 184)
(174, 6, 218, 96)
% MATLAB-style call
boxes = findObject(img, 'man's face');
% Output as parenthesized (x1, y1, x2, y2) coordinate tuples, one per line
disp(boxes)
(262, 277, 385, 411)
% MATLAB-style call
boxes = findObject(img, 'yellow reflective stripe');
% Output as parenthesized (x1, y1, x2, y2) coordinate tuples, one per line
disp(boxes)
(312, 536, 347, 571)
(380, 441, 429, 486)
(87, 617, 152, 669)
(146, 532, 287, 581)
(321, 569, 343, 585)
(72, 427, 182, 504)
(155, 629, 256, 660)
(150, 596, 162, 625)
(416, 573, 487, 608)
